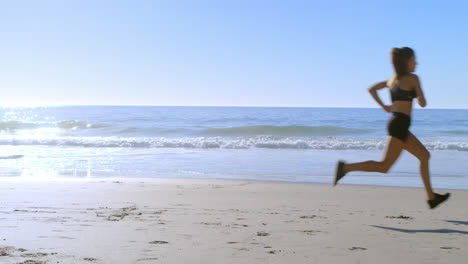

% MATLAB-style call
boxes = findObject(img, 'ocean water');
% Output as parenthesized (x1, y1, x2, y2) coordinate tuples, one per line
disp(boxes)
(1, 106, 467, 189)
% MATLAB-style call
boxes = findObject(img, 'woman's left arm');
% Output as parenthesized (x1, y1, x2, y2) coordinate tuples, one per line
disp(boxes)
(412, 75, 426, 107)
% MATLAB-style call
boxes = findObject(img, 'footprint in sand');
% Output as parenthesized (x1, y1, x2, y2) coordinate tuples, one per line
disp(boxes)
(21, 252, 49, 257)
(104, 206, 138, 221)
(137, 258, 159, 261)
(267, 250, 283, 254)
(233, 223, 249, 228)
(440, 246, 460, 250)
(385, 215, 413, 220)
(301, 230, 323, 235)
(300, 215, 317, 219)
(149, 241, 169, 244)
(348, 247, 367, 251)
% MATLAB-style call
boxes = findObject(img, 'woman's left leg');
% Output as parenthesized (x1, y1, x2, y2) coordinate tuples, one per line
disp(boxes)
(403, 132, 435, 200)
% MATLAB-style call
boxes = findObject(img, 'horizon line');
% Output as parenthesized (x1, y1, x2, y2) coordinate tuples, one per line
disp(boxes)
(1, 104, 467, 110)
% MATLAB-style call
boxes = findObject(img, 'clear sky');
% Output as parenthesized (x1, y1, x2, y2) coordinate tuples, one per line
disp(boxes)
(1, 0, 467, 108)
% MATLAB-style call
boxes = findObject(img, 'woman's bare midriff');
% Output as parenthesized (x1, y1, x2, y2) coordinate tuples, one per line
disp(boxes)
(391, 101, 412, 116)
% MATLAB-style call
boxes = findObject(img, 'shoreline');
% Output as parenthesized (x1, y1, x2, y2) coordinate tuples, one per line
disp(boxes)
(1, 178, 466, 263)
(0, 175, 465, 191)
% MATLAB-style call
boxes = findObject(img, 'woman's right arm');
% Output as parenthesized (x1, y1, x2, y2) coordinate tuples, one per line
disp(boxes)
(368, 81, 392, 112)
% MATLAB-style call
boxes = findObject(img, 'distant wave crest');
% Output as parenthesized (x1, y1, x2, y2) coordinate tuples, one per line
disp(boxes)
(0, 121, 40, 130)
(202, 125, 371, 136)
(0, 120, 110, 131)
(440, 130, 468, 135)
(0, 123, 376, 136)
(57, 120, 110, 129)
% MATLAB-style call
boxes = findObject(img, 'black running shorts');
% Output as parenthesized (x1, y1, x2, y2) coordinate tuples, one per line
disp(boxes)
(387, 112, 411, 142)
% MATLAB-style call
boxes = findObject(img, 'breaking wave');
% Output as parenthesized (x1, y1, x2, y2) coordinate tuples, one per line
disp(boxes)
(0, 135, 467, 151)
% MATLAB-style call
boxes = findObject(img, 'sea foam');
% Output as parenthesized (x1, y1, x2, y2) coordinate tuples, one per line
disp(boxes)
(0, 135, 467, 151)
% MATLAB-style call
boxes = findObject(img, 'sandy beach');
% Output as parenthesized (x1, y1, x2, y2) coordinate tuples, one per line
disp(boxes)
(0, 178, 467, 264)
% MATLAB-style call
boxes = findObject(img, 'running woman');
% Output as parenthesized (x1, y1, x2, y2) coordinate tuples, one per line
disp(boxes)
(334, 47, 450, 209)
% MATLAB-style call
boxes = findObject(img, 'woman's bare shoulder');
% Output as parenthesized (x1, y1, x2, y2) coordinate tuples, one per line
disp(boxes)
(407, 74, 421, 87)
(386, 76, 397, 86)
(400, 74, 420, 88)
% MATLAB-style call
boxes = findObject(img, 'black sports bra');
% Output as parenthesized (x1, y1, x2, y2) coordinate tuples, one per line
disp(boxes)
(390, 85, 417, 102)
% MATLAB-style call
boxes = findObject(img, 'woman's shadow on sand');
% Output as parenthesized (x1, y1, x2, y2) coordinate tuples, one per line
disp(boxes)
(372, 221, 468, 234)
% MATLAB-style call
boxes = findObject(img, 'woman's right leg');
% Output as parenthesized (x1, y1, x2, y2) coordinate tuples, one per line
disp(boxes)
(343, 136, 404, 174)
